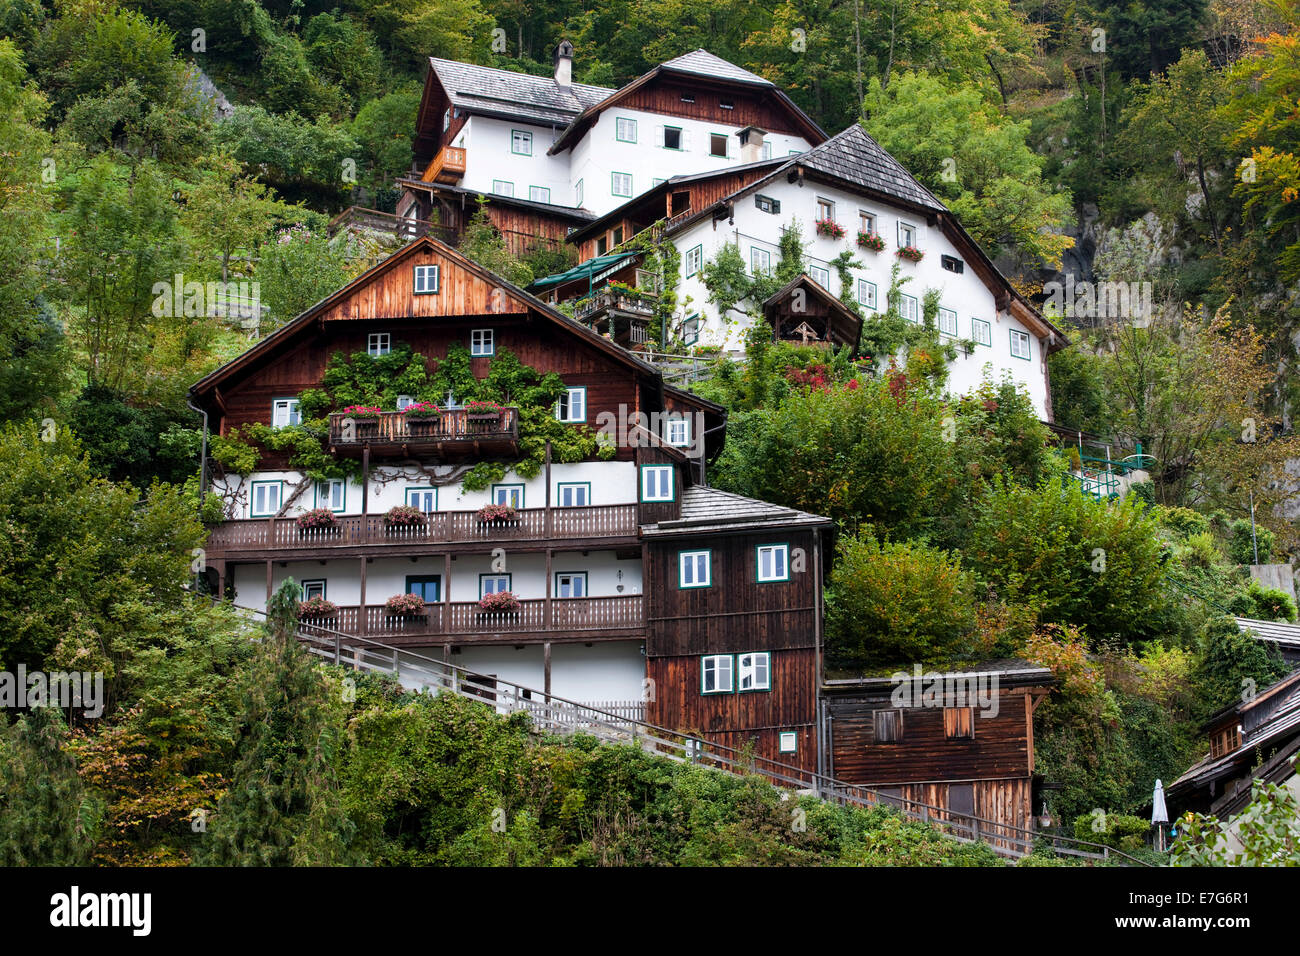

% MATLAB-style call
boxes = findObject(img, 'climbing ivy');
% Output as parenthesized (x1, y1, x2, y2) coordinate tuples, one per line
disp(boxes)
(856, 262, 954, 377)
(620, 223, 684, 350)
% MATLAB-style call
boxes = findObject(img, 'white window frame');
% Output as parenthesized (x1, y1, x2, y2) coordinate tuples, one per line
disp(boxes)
(859, 210, 877, 234)
(556, 482, 590, 507)
(491, 484, 525, 509)
(680, 550, 711, 589)
(315, 479, 345, 513)
(413, 265, 440, 294)
(611, 171, 633, 198)
(250, 480, 282, 517)
(1010, 328, 1032, 361)
(809, 265, 831, 289)
(701, 654, 733, 693)
(750, 247, 771, 276)
(405, 487, 437, 512)
(778, 731, 798, 753)
(575, 179, 584, 207)
(510, 129, 532, 155)
(681, 313, 700, 347)
(470, 329, 494, 356)
(665, 416, 690, 447)
(271, 398, 301, 429)
(972, 318, 993, 347)
(898, 221, 917, 248)
(641, 465, 674, 502)
(368, 332, 391, 356)
(555, 572, 587, 598)
(938, 308, 958, 337)
(615, 117, 637, 143)
(492, 180, 515, 197)
(556, 386, 586, 423)
(756, 544, 789, 583)
(816, 197, 835, 221)
(480, 574, 511, 597)
(738, 652, 771, 691)
(684, 245, 703, 277)
(898, 294, 919, 323)
(857, 279, 877, 310)
(528, 186, 551, 204)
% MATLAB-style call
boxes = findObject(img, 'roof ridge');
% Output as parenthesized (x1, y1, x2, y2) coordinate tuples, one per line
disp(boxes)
(429, 56, 615, 93)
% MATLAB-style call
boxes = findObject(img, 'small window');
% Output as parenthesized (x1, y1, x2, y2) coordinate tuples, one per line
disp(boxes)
(301, 579, 326, 601)
(470, 329, 494, 356)
(701, 654, 732, 693)
(709, 133, 728, 157)
(681, 313, 700, 346)
(685, 245, 703, 277)
(491, 484, 524, 509)
(874, 709, 903, 743)
(663, 126, 682, 150)
(778, 731, 797, 753)
(396, 394, 414, 411)
(405, 487, 437, 512)
(719, 99, 734, 111)
(575, 179, 584, 207)
(271, 399, 301, 428)
(612, 225, 624, 246)
(595, 236, 608, 256)
(680, 93, 696, 104)
(406, 575, 441, 602)
(859, 210, 876, 235)
(972, 318, 992, 347)
(809, 265, 830, 289)
(664, 416, 690, 447)
(636, 268, 661, 292)
(761, 141, 772, 160)
(816, 197, 835, 221)
(480, 573, 511, 597)
(857, 279, 877, 310)
(944, 707, 975, 740)
(615, 117, 637, 143)
(611, 172, 633, 198)
(898, 294, 919, 323)
(938, 308, 958, 337)
(756, 544, 789, 582)
(556, 482, 590, 507)
(738, 652, 771, 691)
(750, 247, 771, 275)
(941, 254, 964, 274)
(898, 221, 917, 249)
(555, 572, 587, 598)
(315, 479, 345, 513)
(250, 480, 282, 517)
(492, 180, 514, 197)
(680, 550, 711, 588)
(641, 465, 674, 502)
(755, 194, 781, 214)
(413, 264, 440, 294)
(529, 186, 551, 204)
(556, 386, 586, 423)
(511, 129, 532, 155)
(1010, 329, 1032, 361)
(368, 332, 391, 356)
(442, 108, 450, 132)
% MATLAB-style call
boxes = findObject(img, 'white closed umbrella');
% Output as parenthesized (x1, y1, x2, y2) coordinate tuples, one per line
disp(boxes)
(1152, 779, 1168, 851)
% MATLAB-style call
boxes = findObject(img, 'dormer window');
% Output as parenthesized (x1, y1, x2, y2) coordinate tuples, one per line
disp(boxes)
(413, 265, 440, 294)
(941, 254, 965, 274)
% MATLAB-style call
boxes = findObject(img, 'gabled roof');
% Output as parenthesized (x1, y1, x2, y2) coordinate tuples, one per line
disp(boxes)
(428, 57, 612, 127)
(763, 273, 863, 347)
(639, 486, 831, 536)
(791, 124, 945, 213)
(190, 235, 659, 402)
(658, 50, 774, 86)
(548, 50, 826, 155)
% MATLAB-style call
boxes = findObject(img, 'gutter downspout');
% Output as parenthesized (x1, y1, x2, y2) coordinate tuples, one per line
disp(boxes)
(186, 394, 208, 509)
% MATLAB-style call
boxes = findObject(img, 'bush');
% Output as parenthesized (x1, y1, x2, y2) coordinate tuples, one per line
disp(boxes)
(1227, 580, 1297, 622)
(1073, 811, 1150, 851)
(1228, 519, 1274, 565)
(1159, 506, 1210, 537)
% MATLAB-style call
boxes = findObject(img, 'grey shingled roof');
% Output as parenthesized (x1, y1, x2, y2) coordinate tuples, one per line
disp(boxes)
(1236, 616, 1300, 650)
(640, 486, 831, 536)
(789, 123, 946, 213)
(429, 58, 612, 126)
(659, 50, 774, 86)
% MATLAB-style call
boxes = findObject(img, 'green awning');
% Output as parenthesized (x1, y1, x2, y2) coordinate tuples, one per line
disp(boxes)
(530, 252, 638, 290)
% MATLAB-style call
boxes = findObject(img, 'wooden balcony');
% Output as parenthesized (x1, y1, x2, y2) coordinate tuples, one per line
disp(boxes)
(575, 290, 656, 348)
(205, 504, 640, 557)
(298, 594, 645, 645)
(422, 146, 467, 184)
(328, 407, 519, 459)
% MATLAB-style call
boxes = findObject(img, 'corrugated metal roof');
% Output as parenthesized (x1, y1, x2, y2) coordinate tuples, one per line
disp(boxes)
(429, 58, 612, 126)
(1236, 616, 1300, 648)
(659, 50, 774, 86)
(640, 486, 831, 536)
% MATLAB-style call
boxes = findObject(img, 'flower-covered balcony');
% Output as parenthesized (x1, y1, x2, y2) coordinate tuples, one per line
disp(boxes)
(327, 401, 519, 458)
(573, 283, 656, 348)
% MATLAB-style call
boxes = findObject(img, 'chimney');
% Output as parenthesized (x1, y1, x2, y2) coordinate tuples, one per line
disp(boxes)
(738, 126, 767, 164)
(554, 40, 574, 87)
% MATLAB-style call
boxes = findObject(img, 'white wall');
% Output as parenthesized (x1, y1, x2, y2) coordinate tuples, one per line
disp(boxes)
(669, 176, 1053, 418)
(457, 116, 571, 205)
(450, 640, 645, 703)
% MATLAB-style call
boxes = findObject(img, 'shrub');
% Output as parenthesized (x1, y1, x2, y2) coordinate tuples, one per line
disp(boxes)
(1228, 518, 1274, 565)
(1227, 580, 1297, 622)
(1158, 506, 1210, 537)
(1073, 812, 1150, 851)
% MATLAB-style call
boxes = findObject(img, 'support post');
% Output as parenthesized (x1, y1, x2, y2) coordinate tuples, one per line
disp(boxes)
(359, 555, 368, 636)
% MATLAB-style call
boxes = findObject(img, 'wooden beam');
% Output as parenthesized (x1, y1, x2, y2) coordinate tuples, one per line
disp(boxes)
(544, 642, 552, 699)
(358, 555, 368, 637)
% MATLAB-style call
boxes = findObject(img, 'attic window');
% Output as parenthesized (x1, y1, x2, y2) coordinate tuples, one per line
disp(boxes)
(413, 265, 440, 294)
(755, 194, 781, 214)
(719, 99, 734, 110)
(680, 93, 695, 104)
(709, 134, 728, 157)
(941, 254, 965, 274)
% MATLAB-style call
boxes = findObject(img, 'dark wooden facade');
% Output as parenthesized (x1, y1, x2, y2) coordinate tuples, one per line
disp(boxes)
(822, 667, 1053, 834)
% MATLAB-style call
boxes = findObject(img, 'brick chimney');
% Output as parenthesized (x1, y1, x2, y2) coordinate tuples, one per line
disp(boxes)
(738, 126, 767, 163)
(555, 40, 574, 87)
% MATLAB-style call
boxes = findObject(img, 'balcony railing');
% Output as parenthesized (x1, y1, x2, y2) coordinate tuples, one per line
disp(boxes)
(328, 407, 519, 447)
(422, 146, 467, 184)
(205, 503, 640, 554)
(574, 289, 657, 321)
(298, 594, 644, 641)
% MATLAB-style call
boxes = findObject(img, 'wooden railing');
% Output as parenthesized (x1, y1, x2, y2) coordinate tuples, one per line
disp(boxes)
(205, 503, 639, 553)
(575, 289, 657, 320)
(298, 594, 644, 640)
(327, 407, 519, 445)
(422, 146, 467, 184)
(325, 206, 457, 245)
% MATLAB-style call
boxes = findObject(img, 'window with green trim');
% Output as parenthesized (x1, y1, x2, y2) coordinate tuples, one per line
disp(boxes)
(756, 544, 789, 582)
(250, 480, 282, 517)
(679, 549, 710, 588)
(555, 571, 587, 598)
(738, 652, 771, 691)
(405, 487, 437, 512)
(406, 575, 440, 602)
(301, 579, 326, 601)
(529, 186, 551, 204)
(480, 573, 511, 597)
(575, 179, 584, 207)
(857, 278, 877, 310)
(778, 731, 797, 753)
(611, 172, 633, 197)
(701, 654, 732, 693)
(556, 482, 590, 507)
(1010, 329, 1032, 361)
(414, 265, 440, 294)
(315, 479, 345, 513)
(938, 308, 958, 337)
(663, 126, 682, 150)
(491, 484, 524, 508)
(492, 180, 514, 197)
(684, 245, 703, 277)
(615, 117, 637, 142)
(510, 129, 532, 155)
(972, 318, 992, 347)
(898, 293, 918, 323)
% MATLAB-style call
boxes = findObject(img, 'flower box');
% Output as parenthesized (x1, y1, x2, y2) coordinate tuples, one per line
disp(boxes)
(402, 400, 442, 420)
(856, 231, 886, 252)
(814, 219, 846, 239)
(339, 405, 384, 419)
(896, 246, 925, 263)
(476, 503, 519, 525)
(298, 597, 338, 620)
(385, 592, 428, 616)
(296, 508, 339, 532)
(384, 505, 428, 528)
(463, 400, 506, 423)
(477, 590, 521, 614)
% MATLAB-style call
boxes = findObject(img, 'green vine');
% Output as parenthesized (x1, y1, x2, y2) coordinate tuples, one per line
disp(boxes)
(856, 262, 954, 376)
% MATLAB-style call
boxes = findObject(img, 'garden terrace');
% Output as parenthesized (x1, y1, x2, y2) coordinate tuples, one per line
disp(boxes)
(297, 593, 645, 645)
(327, 407, 520, 459)
(204, 504, 641, 559)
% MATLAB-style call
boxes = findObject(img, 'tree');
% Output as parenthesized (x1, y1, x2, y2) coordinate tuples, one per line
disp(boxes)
(863, 72, 1074, 268)
(199, 580, 354, 865)
(825, 531, 977, 669)
(0, 707, 101, 865)
(458, 197, 533, 286)
(1172, 761, 1300, 866)
(256, 222, 352, 325)
(181, 152, 288, 284)
(1096, 0, 1208, 82)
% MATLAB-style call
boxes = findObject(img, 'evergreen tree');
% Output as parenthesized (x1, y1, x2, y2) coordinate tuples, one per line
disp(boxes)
(199, 580, 354, 865)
